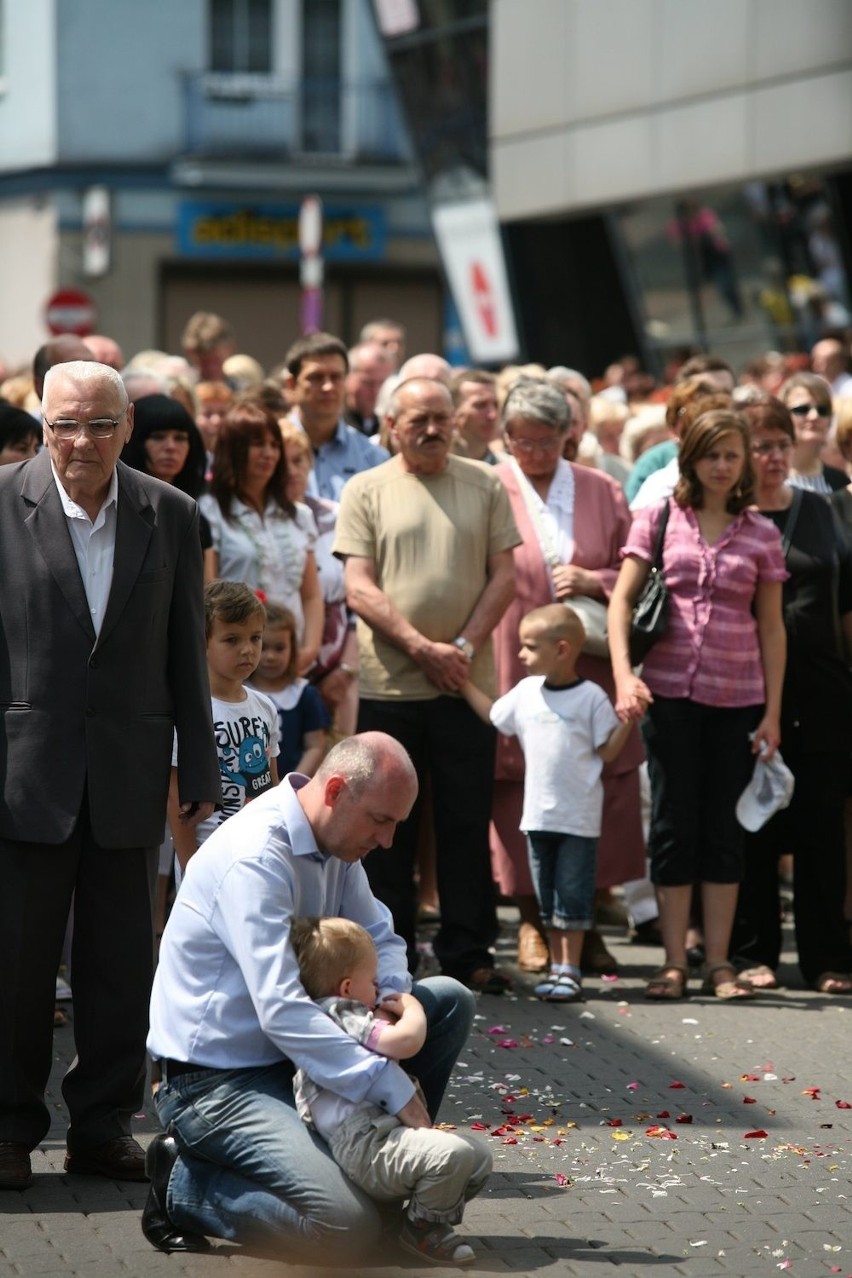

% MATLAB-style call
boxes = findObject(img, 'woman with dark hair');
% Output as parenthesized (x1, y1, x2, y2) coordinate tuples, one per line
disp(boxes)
(780, 372, 847, 494)
(121, 394, 213, 575)
(609, 410, 787, 1000)
(122, 394, 207, 496)
(0, 402, 40, 465)
(199, 402, 323, 675)
(731, 395, 852, 994)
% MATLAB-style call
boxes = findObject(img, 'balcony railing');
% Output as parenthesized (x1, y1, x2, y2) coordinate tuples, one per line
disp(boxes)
(182, 73, 413, 163)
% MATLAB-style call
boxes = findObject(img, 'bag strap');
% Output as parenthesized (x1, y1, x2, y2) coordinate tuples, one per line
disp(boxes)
(649, 498, 671, 571)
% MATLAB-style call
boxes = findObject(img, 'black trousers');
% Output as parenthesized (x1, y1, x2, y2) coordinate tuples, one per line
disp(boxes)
(357, 696, 498, 978)
(642, 696, 761, 885)
(732, 740, 852, 983)
(0, 797, 157, 1150)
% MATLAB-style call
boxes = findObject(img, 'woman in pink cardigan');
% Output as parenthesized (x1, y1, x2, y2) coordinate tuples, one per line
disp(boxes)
(491, 378, 645, 973)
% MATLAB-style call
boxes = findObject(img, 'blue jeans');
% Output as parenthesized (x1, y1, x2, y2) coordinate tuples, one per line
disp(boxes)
(526, 831, 597, 930)
(154, 976, 474, 1256)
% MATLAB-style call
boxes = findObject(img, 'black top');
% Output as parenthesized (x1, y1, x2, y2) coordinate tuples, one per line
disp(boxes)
(763, 490, 852, 751)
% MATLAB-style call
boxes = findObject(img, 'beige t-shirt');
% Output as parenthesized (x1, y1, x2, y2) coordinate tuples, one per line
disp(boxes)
(334, 455, 521, 700)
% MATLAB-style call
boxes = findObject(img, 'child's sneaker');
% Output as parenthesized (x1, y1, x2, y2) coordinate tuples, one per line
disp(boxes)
(399, 1218, 475, 1267)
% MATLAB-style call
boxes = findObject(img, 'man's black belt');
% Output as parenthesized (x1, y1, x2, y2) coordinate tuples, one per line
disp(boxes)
(160, 1058, 208, 1081)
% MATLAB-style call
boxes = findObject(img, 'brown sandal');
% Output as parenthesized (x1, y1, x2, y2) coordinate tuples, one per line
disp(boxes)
(701, 963, 756, 1000)
(813, 971, 852, 995)
(645, 965, 688, 1000)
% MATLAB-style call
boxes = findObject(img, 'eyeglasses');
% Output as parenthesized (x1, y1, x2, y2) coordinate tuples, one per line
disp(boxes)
(752, 440, 793, 458)
(507, 436, 562, 455)
(788, 403, 830, 418)
(44, 416, 124, 439)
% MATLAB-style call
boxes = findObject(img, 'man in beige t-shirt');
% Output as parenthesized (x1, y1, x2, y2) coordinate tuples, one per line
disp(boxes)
(334, 377, 520, 992)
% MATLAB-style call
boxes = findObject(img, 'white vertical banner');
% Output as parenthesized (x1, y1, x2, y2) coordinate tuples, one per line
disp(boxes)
(82, 186, 111, 277)
(431, 196, 519, 364)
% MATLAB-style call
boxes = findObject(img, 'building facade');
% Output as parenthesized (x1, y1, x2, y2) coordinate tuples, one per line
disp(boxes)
(0, 0, 443, 368)
(489, 0, 852, 375)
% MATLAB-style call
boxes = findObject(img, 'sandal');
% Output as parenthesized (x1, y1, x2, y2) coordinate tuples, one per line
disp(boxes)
(813, 971, 852, 995)
(645, 965, 688, 1000)
(738, 964, 778, 990)
(463, 966, 511, 995)
(701, 962, 756, 1000)
(517, 922, 550, 972)
(534, 968, 583, 1003)
(580, 928, 619, 975)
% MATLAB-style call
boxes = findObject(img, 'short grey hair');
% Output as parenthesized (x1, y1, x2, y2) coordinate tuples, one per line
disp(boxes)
(548, 366, 592, 402)
(501, 377, 570, 433)
(314, 733, 416, 797)
(43, 360, 129, 411)
(387, 377, 452, 421)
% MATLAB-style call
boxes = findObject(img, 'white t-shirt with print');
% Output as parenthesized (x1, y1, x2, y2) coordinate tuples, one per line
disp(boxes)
(173, 687, 280, 848)
(490, 676, 619, 837)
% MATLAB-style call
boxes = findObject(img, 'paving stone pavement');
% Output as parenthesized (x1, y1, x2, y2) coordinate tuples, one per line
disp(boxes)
(2, 909, 850, 1278)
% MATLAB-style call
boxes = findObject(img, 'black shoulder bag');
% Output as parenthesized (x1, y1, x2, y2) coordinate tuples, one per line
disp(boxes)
(629, 499, 671, 665)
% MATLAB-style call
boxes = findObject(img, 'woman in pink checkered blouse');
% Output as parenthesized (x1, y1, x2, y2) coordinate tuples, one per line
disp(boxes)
(608, 410, 787, 1002)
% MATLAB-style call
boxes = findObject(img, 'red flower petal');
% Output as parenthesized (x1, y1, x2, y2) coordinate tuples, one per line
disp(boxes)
(675, 1114, 693, 1124)
(743, 1129, 768, 1138)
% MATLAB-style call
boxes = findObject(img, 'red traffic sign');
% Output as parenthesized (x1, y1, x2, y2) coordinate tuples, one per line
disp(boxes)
(44, 287, 97, 337)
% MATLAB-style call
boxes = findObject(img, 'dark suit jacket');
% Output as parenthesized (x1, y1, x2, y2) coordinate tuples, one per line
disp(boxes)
(0, 452, 221, 847)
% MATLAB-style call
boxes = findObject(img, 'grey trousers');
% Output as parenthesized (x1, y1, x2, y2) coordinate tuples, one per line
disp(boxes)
(328, 1106, 492, 1225)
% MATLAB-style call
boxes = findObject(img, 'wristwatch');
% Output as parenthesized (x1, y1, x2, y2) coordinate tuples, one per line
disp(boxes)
(452, 636, 475, 661)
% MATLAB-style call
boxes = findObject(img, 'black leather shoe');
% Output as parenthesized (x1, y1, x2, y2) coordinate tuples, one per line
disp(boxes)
(0, 1142, 33, 1190)
(141, 1134, 210, 1254)
(65, 1135, 148, 1181)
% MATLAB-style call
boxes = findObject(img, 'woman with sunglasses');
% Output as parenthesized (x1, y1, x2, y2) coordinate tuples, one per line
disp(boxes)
(730, 395, 852, 995)
(780, 372, 846, 495)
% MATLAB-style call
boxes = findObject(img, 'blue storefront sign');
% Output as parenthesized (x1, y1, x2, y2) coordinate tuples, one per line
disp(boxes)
(177, 201, 386, 260)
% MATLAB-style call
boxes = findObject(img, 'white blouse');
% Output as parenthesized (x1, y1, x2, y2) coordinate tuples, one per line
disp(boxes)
(199, 493, 318, 638)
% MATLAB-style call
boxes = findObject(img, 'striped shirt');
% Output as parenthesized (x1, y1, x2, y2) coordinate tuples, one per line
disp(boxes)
(622, 501, 787, 707)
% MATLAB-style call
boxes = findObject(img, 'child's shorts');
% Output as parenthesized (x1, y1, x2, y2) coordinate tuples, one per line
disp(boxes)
(525, 831, 597, 931)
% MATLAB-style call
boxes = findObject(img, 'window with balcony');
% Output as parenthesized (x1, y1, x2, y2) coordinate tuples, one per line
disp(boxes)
(209, 0, 273, 74)
(300, 0, 341, 153)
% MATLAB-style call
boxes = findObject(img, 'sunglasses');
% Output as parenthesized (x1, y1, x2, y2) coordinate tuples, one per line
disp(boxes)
(789, 403, 831, 418)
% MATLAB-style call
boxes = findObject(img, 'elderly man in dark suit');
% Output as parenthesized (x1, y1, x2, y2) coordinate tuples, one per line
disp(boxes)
(0, 361, 220, 1191)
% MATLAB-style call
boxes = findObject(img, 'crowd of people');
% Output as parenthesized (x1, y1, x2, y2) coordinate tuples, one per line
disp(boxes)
(2, 308, 852, 1264)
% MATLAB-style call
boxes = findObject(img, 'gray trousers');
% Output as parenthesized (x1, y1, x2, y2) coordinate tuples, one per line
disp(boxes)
(328, 1106, 492, 1225)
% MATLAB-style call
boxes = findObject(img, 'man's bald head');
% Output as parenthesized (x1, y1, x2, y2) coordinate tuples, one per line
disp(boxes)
(33, 336, 96, 400)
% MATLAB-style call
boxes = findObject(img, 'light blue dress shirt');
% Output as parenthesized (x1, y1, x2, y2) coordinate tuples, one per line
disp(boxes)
(306, 419, 389, 502)
(148, 774, 415, 1115)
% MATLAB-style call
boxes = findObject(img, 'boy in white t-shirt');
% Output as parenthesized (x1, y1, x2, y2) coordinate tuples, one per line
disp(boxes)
(168, 580, 280, 873)
(462, 604, 630, 1003)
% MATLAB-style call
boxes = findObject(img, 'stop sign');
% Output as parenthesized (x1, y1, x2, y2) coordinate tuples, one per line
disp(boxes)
(44, 287, 97, 337)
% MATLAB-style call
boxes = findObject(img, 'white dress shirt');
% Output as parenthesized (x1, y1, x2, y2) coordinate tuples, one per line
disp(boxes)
(51, 463, 118, 638)
(148, 775, 415, 1115)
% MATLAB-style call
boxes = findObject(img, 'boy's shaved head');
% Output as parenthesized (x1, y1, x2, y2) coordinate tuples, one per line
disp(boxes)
(522, 603, 585, 647)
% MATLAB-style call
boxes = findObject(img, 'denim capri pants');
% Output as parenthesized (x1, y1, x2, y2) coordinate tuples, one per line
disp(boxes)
(525, 831, 597, 931)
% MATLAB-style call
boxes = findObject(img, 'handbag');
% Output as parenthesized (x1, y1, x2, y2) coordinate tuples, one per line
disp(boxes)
(510, 456, 611, 657)
(565, 595, 610, 658)
(629, 499, 671, 665)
